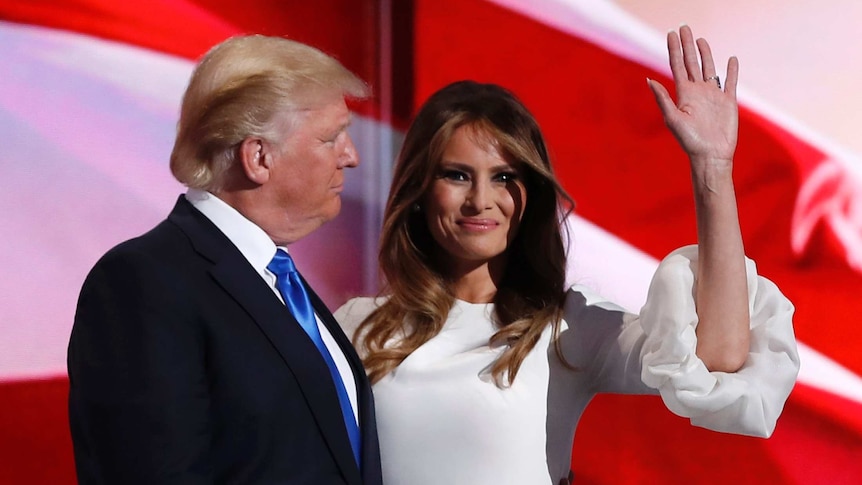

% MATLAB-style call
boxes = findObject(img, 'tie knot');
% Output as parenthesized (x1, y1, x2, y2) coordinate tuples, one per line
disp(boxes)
(267, 249, 297, 277)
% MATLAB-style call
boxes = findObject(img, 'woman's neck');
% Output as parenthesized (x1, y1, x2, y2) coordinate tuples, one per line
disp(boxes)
(446, 257, 508, 304)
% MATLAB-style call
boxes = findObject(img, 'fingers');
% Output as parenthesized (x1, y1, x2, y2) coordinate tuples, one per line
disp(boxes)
(679, 25, 701, 82)
(667, 25, 734, 92)
(666, 30, 687, 86)
(696, 37, 717, 81)
(725, 56, 739, 98)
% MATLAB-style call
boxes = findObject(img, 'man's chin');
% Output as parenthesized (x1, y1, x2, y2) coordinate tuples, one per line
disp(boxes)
(312, 202, 341, 227)
(327, 197, 342, 218)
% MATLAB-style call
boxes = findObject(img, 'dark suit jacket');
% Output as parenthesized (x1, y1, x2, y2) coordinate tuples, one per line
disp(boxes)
(68, 196, 382, 484)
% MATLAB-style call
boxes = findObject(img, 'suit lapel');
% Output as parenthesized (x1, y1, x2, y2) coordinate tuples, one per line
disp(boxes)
(167, 197, 362, 484)
(306, 284, 382, 482)
(305, 284, 365, 393)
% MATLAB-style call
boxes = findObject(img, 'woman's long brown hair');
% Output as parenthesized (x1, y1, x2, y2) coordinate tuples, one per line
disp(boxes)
(355, 81, 575, 387)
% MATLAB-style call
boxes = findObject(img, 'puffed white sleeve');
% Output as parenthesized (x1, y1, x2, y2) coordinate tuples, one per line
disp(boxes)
(639, 245, 800, 438)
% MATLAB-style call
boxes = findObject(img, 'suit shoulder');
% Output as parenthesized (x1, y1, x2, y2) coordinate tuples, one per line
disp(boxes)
(93, 219, 189, 267)
(111, 218, 187, 254)
(80, 219, 196, 297)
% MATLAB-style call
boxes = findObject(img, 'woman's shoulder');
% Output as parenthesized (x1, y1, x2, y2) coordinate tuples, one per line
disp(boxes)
(333, 296, 389, 339)
(563, 284, 632, 321)
(334, 296, 385, 319)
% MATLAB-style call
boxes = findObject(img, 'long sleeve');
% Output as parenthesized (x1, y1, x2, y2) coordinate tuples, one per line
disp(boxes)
(68, 247, 213, 484)
(638, 245, 799, 437)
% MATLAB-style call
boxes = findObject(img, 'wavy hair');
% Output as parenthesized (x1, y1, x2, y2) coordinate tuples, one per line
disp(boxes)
(356, 81, 574, 387)
(170, 35, 369, 191)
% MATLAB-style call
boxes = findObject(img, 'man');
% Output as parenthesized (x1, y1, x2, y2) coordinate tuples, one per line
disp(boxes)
(68, 35, 382, 484)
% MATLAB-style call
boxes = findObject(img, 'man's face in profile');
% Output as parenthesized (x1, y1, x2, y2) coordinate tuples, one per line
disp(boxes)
(258, 95, 359, 244)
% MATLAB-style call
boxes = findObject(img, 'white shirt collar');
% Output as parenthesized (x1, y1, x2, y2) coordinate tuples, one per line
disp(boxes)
(185, 188, 280, 275)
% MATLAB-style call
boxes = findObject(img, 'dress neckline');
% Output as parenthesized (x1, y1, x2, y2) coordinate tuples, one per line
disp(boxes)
(453, 298, 494, 309)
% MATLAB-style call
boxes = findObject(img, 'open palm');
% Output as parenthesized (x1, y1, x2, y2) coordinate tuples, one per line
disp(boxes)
(648, 25, 739, 168)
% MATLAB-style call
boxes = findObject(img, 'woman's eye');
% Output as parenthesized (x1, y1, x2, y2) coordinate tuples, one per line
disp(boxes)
(441, 170, 469, 181)
(495, 172, 518, 183)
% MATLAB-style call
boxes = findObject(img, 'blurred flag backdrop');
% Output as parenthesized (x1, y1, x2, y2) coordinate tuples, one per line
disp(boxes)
(1, 0, 860, 483)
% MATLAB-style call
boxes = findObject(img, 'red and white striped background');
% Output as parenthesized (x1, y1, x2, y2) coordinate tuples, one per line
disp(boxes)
(1, 0, 860, 483)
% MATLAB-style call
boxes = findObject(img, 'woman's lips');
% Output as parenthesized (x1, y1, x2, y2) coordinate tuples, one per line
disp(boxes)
(457, 218, 499, 230)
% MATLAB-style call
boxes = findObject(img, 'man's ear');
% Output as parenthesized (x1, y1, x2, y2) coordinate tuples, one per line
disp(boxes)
(239, 137, 271, 184)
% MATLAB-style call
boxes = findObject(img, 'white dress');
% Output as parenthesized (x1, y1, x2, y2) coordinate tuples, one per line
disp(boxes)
(334, 247, 799, 485)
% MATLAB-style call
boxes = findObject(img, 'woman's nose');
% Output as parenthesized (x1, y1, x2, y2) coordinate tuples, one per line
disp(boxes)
(466, 180, 491, 210)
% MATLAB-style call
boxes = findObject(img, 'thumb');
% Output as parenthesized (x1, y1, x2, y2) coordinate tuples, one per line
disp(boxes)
(647, 78, 676, 121)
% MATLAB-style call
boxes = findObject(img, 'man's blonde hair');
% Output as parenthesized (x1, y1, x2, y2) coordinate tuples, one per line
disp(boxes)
(170, 35, 369, 191)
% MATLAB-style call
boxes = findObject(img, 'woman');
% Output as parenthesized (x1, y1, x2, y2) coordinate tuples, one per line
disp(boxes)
(335, 26, 798, 485)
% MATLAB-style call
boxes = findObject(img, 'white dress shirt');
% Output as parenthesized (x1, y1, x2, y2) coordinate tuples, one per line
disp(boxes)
(186, 188, 359, 424)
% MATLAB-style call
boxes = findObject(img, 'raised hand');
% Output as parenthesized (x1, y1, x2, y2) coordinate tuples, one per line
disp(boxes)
(649, 26, 751, 373)
(648, 25, 739, 173)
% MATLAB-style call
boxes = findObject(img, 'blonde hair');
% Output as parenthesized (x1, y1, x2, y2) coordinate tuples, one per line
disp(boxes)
(356, 81, 574, 387)
(170, 35, 369, 190)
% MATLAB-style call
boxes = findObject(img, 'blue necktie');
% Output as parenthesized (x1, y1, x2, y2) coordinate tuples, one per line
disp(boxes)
(267, 249, 361, 466)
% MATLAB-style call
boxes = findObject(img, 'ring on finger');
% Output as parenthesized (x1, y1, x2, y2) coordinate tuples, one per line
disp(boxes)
(706, 75, 721, 89)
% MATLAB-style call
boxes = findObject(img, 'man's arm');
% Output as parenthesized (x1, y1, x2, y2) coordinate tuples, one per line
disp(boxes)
(68, 248, 213, 484)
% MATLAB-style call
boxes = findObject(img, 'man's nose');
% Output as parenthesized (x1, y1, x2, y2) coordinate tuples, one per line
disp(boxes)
(341, 134, 359, 168)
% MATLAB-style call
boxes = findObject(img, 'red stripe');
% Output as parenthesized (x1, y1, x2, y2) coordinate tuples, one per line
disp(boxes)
(573, 387, 862, 484)
(0, 0, 404, 121)
(0, 377, 74, 484)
